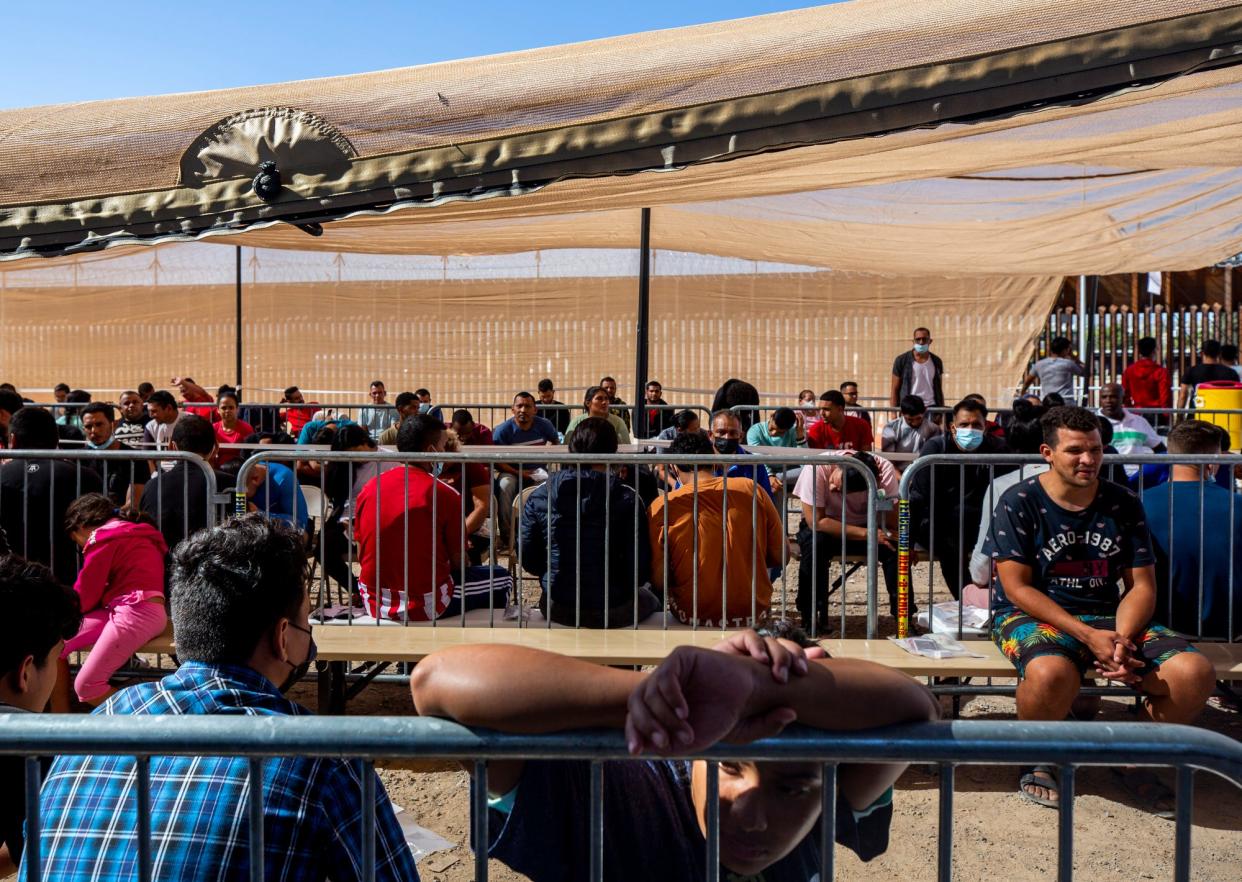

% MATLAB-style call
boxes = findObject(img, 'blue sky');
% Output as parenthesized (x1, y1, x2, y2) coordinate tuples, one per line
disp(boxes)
(2, 1, 829, 109)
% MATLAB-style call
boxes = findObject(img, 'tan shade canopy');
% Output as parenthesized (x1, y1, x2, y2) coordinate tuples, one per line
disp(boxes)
(3, 0, 1242, 274)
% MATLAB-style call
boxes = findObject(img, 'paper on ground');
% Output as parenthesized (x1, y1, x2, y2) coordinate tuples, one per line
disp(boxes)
(391, 804, 455, 862)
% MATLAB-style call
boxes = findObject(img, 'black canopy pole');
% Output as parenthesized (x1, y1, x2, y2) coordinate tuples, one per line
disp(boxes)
(235, 246, 243, 390)
(634, 208, 652, 439)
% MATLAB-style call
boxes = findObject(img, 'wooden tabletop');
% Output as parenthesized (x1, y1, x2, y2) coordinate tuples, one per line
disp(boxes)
(138, 627, 1242, 677)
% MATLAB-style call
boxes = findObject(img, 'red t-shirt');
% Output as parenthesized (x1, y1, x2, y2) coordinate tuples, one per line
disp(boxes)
(213, 420, 254, 464)
(461, 424, 494, 446)
(285, 402, 318, 438)
(182, 389, 219, 423)
(440, 461, 489, 496)
(354, 466, 462, 621)
(807, 415, 873, 451)
(1123, 359, 1172, 408)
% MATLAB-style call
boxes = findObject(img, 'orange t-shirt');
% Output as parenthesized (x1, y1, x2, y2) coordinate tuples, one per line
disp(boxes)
(648, 475, 784, 628)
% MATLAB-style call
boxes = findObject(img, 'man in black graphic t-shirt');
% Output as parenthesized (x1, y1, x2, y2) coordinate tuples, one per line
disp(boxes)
(983, 407, 1214, 810)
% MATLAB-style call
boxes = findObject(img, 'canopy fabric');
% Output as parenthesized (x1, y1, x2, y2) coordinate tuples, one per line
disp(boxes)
(3, 0, 1242, 274)
(0, 243, 1060, 408)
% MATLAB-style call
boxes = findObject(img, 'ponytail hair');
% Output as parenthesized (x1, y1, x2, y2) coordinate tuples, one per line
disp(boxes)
(64, 492, 155, 535)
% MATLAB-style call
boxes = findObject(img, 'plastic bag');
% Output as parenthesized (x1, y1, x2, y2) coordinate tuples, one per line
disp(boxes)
(914, 601, 991, 637)
(889, 632, 987, 660)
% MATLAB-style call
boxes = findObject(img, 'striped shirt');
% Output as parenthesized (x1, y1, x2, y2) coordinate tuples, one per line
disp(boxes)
(22, 663, 419, 882)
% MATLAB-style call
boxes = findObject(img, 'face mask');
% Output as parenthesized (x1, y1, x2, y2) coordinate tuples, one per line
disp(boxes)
(279, 621, 317, 693)
(954, 428, 984, 451)
(713, 437, 740, 455)
(913, 343, 930, 354)
(83, 436, 112, 450)
(430, 461, 444, 478)
(418, 403, 431, 414)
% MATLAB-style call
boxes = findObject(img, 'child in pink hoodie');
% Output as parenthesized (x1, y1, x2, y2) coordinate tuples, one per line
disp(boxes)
(59, 493, 168, 705)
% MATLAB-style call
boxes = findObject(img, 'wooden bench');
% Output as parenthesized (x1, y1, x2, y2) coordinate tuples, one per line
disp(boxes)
(139, 627, 1242, 712)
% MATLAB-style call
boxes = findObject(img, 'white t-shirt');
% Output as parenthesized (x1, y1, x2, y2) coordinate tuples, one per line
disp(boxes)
(144, 418, 177, 472)
(793, 450, 899, 525)
(1104, 410, 1163, 477)
(910, 358, 936, 406)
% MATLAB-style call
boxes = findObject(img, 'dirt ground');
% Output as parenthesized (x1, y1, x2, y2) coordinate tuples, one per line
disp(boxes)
(288, 557, 1242, 882)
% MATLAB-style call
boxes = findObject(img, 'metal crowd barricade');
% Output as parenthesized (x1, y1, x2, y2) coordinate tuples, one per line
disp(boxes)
(253, 402, 715, 442)
(426, 402, 712, 439)
(8, 714, 1240, 882)
(234, 447, 880, 636)
(0, 448, 221, 574)
(728, 402, 955, 434)
(895, 452, 1242, 642)
(1125, 407, 1242, 439)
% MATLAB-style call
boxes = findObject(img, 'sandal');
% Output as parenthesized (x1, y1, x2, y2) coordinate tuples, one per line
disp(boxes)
(1018, 765, 1059, 808)
(1114, 768, 1176, 819)
(1207, 682, 1241, 714)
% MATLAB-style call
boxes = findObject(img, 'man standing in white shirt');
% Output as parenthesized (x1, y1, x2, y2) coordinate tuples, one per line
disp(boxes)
(890, 327, 945, 410)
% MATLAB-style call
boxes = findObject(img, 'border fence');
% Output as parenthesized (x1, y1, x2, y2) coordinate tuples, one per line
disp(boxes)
(1039, 305, 1242, 407)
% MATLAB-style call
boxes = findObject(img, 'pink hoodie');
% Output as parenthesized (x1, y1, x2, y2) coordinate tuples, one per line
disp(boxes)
(73, 518, 168, 612)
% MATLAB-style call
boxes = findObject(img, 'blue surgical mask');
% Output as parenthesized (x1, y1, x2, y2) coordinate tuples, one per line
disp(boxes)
(954, 428, 984, 451)
(430, 462, 444, 478)
(83, 436, 112, 450)
(913, 343, 930, 354)
(418, 403, 431, 414)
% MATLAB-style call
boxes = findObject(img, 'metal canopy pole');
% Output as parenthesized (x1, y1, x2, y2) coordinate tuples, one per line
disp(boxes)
(235, 246, 243, 390)
(634, 208, 652, 439)
(1078, 275, 1089, 405)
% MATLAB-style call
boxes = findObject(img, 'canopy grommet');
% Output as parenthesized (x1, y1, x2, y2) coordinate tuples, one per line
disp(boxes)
(252, 161, 282, 202)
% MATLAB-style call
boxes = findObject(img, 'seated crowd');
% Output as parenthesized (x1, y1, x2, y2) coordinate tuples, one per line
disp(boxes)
(5, 351, 1239, 646)
(0, 332, 1231, 872)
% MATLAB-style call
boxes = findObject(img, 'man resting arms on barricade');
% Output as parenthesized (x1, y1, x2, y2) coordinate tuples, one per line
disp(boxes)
(411, 623, 939, 881)
(983, 406, 1214, 813)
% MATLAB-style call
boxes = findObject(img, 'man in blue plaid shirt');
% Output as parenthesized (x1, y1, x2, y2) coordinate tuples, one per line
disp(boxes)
(21, 515, 419, 882)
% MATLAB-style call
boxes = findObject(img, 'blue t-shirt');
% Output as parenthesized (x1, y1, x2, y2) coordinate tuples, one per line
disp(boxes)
(251, 461, 309, 531)
(296, 417, 357, 445)
(984, 476, 1154, 616)
(493, 417, 560, 469)
(707, 449, 777, 506)
(1142, 480, 1242, 638)
(487, 759, 890, 882)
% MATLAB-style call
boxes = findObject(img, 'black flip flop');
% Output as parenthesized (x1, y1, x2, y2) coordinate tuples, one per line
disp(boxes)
(1018, 765, 1059, 809)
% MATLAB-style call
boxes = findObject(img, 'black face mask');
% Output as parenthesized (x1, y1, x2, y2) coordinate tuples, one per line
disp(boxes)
(713, 437, 740, 455)
(279, 621, 317, 693)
